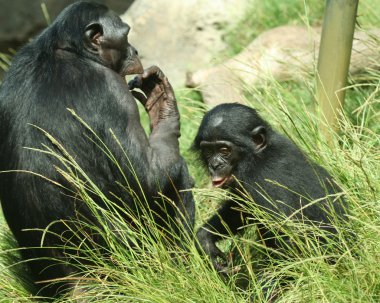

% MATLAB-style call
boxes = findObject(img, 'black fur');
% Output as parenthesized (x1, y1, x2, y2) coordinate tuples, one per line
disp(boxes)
(0, 2, 194, 297)
(193, 103, 346, 271)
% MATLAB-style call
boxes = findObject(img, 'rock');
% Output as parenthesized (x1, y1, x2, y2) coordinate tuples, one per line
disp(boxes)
(186, 25, 380, 106)
(121, 0, 250, 87)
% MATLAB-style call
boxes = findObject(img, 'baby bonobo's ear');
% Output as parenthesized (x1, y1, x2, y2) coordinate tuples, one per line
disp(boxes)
(251, 126, 267, 152)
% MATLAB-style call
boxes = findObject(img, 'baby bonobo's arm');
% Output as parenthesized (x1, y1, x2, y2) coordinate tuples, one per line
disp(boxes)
(197, 200, 247, 273)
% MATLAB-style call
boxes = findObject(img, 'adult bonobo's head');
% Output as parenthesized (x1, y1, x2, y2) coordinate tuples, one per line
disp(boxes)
(41, 1, 143, 76)
(193, 103, 272, 188)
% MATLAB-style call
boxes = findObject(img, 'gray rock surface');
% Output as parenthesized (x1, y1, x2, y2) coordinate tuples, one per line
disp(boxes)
(121, 0, 250, 87)
(186, 25, 380, 106)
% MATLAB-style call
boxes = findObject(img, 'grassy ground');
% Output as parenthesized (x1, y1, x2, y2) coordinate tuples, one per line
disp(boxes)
(0, 0, 379, 302)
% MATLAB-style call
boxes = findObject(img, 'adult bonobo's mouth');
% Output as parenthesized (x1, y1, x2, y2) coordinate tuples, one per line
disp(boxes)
(212, 176, 233, 188)
(123, 57, 144, 76)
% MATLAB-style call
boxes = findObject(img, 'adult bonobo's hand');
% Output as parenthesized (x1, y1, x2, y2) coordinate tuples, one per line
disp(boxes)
(129, 66, 179, 130)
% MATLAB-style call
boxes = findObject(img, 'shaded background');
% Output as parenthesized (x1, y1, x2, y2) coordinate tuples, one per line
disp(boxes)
(0, 0, 134, 52)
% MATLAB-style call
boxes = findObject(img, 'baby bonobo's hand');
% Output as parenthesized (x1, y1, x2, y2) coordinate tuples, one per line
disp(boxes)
(128, 66, 178, 130)
(196, 227, 242, 278)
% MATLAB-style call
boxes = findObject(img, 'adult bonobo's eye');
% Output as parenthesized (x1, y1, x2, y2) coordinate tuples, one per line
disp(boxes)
(219, 147, 231, 157)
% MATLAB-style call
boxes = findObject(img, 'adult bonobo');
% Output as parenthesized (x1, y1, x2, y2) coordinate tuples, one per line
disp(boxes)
(193, 103, 345, 272)
(0, 2, 194, 297)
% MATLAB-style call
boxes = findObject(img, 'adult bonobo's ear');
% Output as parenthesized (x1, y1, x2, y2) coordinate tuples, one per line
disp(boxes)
(251, 126, 267, 152)
(84, 23, 103, 52)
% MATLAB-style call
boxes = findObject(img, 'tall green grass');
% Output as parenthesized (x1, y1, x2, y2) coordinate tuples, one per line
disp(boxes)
(0, 0, 379, 302)
(1, 72, 376, 302)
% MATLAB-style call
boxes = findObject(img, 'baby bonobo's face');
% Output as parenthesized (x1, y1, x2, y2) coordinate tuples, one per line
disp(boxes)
(195, 104, 268, 189)
(200, 140, 237, 188)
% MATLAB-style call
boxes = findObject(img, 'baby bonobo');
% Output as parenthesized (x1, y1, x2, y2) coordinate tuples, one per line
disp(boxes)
(193, 103, 346, 272)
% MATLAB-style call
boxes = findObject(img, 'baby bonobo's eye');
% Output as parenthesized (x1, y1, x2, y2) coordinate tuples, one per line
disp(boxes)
(219, 147, 231, 157)
(203, 148, 213, 159)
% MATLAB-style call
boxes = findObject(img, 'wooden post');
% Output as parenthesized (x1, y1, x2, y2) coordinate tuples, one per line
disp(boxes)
(316, 0, 358, 142)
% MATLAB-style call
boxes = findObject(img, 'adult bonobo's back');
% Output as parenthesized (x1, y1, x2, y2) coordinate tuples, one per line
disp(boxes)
(0, 1, 194, 297)
(193, 103, 346, 272)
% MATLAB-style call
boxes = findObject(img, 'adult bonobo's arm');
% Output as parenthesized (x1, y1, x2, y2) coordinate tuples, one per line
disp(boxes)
(129, 66, 180, 168)
(129, 66, 194, 243)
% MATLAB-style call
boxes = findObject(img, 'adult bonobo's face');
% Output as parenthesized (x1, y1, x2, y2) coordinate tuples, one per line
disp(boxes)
(194, 103, 268, 188)
(83, 10, 143, 76)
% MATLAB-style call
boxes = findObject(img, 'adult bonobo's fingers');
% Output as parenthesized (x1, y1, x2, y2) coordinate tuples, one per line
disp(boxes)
(128, 75, 148, 105)
(144, 66, 174, 99)
(141, 65, 165, 81)
(128, 76, 143, 90)
(145, 91, 165, 112)
(162, 75, 175, 101)
(131, 91, 147, 105)
(132, 66, 163, 97)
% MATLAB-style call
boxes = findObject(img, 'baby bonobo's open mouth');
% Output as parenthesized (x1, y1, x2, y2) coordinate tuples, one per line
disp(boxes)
(212, 176, 232, 188)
